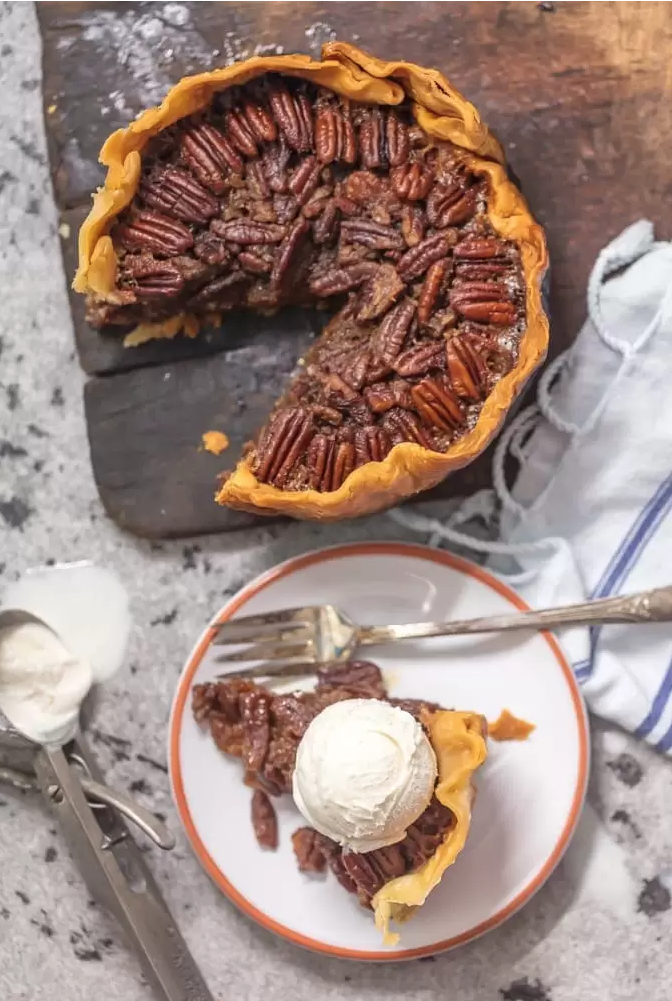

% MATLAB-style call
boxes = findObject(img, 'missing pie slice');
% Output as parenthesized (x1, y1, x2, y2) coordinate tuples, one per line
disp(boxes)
(192, 660, 487, 944)
(74, 42, 548, 521)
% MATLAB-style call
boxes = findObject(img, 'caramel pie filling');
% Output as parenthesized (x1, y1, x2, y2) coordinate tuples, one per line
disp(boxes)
(86, 75, 527, 496)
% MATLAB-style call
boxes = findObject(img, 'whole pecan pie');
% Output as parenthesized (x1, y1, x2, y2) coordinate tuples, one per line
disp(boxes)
(74, 43, 549, 521)
(192, 661, 487, 944)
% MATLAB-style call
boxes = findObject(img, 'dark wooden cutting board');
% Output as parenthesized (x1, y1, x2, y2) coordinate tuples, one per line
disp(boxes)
(38, 1, 672, 537)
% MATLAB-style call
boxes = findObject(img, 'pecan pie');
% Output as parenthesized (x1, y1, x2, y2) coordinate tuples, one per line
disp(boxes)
(74, 43, 549, 521)
(192, 661, 487, 944)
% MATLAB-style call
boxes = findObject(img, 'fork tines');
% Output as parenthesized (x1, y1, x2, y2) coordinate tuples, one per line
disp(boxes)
(212, 605, 321, 677)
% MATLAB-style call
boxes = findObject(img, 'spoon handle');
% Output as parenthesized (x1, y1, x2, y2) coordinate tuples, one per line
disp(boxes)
(34, 739, 215, 1001)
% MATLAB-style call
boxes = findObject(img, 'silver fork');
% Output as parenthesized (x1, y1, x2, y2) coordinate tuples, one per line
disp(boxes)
(213, 584, 672, 679)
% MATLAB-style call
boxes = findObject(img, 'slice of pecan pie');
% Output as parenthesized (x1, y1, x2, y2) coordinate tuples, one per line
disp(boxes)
(192, 661, 487, 944)
(74, 43, 548, 521)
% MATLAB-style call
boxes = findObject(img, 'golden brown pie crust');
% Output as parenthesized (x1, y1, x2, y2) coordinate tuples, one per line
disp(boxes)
(74, 42, 549, 522)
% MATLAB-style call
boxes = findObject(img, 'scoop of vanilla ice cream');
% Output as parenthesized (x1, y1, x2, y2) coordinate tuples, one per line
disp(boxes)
(0, 622, 93, 745)
(292, 698, 437, 853)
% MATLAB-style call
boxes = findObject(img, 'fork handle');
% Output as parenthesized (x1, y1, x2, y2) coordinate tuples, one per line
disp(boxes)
(356, 585, 672, 645)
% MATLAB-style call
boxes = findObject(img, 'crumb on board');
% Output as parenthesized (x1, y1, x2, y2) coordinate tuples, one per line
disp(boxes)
(201, 431, 230, 455)
(488, 709, 535, 741)
(58, 222, 70, 239)
(47, 103, 57, 114)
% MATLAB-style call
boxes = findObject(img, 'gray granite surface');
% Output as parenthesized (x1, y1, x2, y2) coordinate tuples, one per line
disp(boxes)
(0, 4, 671, 1000)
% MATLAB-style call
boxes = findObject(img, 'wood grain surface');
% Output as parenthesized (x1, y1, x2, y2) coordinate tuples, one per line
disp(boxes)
(39, 1, 672, 537)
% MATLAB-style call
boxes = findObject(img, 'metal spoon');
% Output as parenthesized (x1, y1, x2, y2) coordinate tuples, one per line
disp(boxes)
(0, 607, 215, 1001)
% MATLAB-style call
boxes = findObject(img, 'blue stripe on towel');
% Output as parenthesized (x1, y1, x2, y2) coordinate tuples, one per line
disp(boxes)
(634, 655, 672, 739)
(573, 472, 672, 682)
(655, 716, 672, 753)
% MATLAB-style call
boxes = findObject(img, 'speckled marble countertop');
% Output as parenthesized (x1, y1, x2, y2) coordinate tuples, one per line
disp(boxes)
(0, 5, 671, 1000)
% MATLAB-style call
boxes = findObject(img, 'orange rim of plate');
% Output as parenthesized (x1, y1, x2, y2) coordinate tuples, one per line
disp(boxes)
(169, 541, 589, 961)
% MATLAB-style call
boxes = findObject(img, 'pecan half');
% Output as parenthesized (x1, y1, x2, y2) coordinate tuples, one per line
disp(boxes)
(270, 218, 310, 288)
(292, 827, 328, 873)
(269, 82, 312, 151)
(241, 690, 272, 780)
(119, 256, 184, 298)
(358, 107, 386, 169)
(306, 435, 356, 492)
(403, 804, 455, 869)
(242, 98, 278, 143)
(457, 301, 518, 325)
(384, 407, 435, 448)
(353, 426, 392, 464)
(342, 169, 388, 206)
(450, 282, 510, 305)
(142, 166, 219, 225)
(312, 199, 340, 245)
(307, 403, 343, 425)
(246, 159, 271, 200)
(328, 851, 358, 895)
(450, 282, 517, 325)
(373, 299, 416, 364)
(340, 218, 405, 252)
(309, 262, 378, 297)
(331, 440, 356, 490)
(225, 109, 259, 157)
(273, 192, 299, 225)
(256, 408, 314, 486)
(315, 101, 356, 164)
(390, 161, 433, 201)
(364, 379, 413, 413)
(251, 789, 278, 850)
(400, 204, 426, 247)
(180, 122, 243, 192)
(455, 261, 511, 280)
(288, 155, 322, 205)
(342, 844, 407, 900)
(411, 375, 464, 430)
(210, 219, 286, 244)
(386, 110, 410, 167)
(393, 341, 444, 377)
(417, 259, 450, 324)
(114, 210, 194, 256)
(453, 237, 510, 260)
(427, 181, 468, 227)
(306, 433, 332, 490)
(356, 263, 405, 322)
(365, 357, 394, 384)
(262, 141, 291, 193)
(238, 249, 273, 274)
(397, 232, 450, 280)
(294, 92, 315, 151)
(447, 334, 490, 399)
(339, 350, 370, 392)
(440, 189, 477, 226)
(316, 660, 387, 698)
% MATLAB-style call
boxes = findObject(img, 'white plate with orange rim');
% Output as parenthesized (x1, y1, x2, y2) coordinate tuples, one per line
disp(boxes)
(169, 541, 589, 961)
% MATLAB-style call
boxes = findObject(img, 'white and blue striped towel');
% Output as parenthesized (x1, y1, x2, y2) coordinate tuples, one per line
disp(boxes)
(393, 220, 672, 753)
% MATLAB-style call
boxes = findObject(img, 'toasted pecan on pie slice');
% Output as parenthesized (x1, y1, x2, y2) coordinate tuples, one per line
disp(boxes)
(74, 42, 548, 521)
(192, 661, 487, 944)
